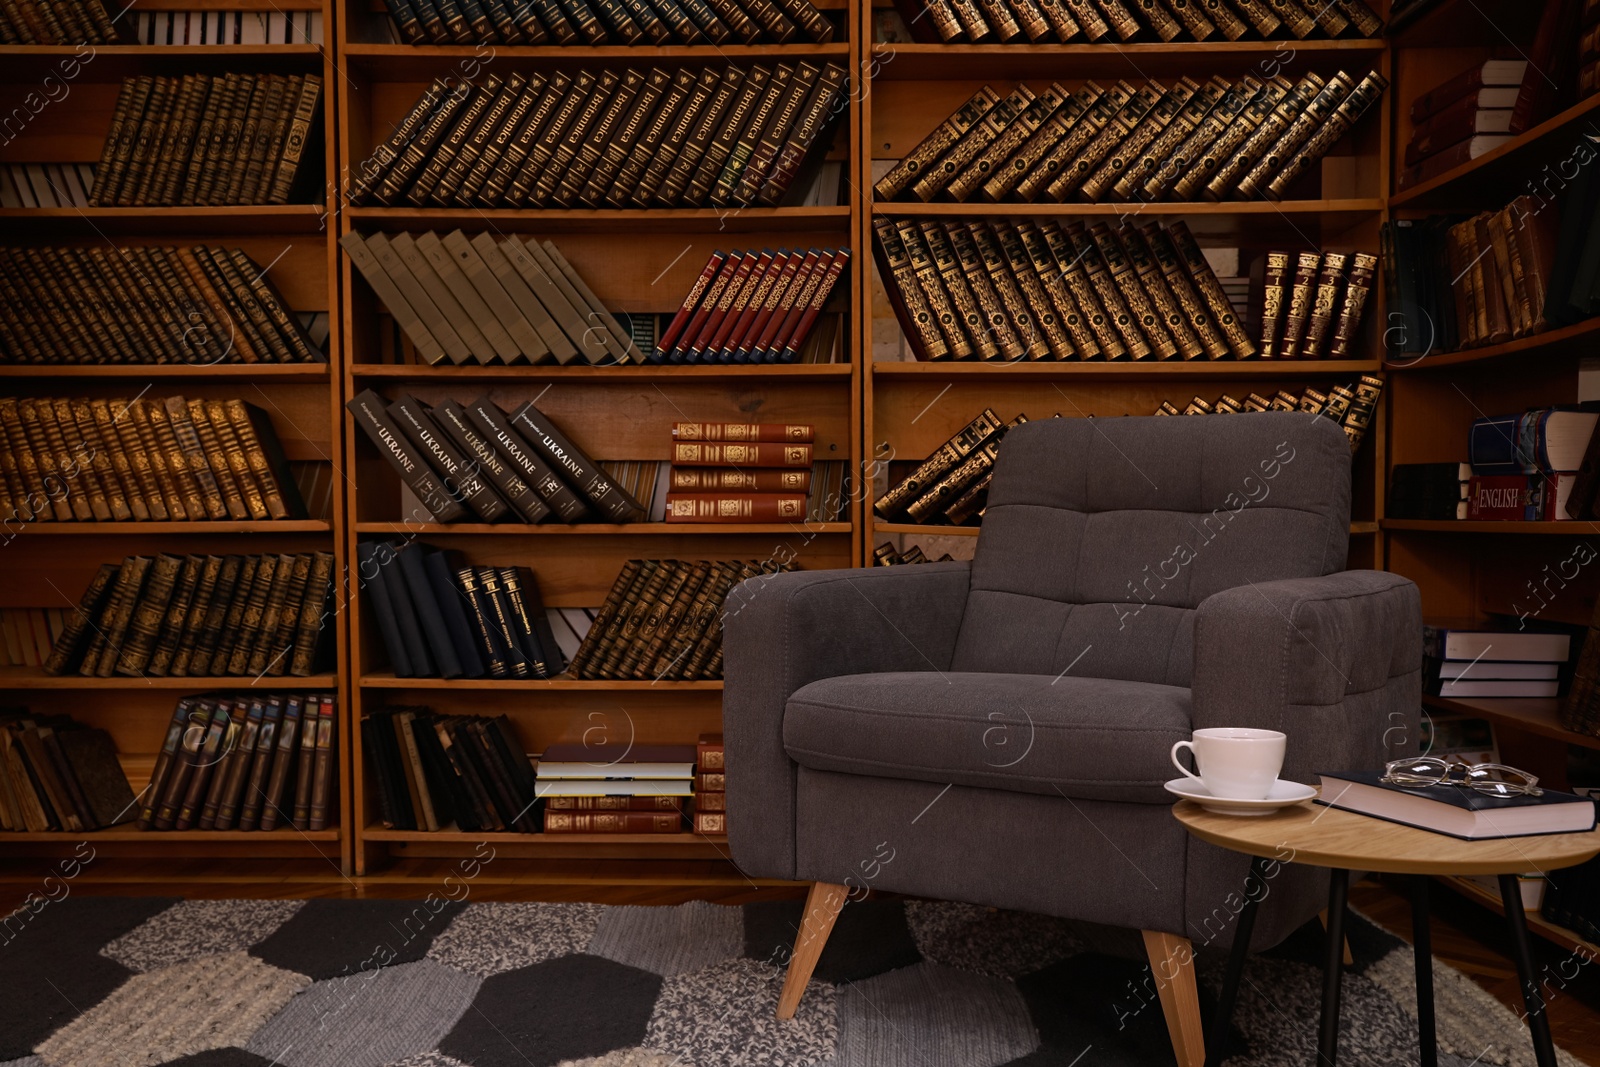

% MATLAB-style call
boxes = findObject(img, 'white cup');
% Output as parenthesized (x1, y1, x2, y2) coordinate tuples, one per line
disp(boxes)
(1170, 728, 1286, 800)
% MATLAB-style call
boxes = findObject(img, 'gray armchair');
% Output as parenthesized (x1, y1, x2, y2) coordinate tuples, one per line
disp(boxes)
(723, 412, 1422, 1066)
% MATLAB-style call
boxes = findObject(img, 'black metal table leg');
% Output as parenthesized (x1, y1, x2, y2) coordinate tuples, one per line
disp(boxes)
(1204, 854, 1271, 1067)
(1411, 876, 1436, 1067)
(1318, 869, 1350, 1066)
(1500, 873, 1560, 1067)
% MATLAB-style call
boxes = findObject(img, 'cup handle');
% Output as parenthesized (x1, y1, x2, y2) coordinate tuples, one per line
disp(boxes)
(1171, 740, 1204, 784)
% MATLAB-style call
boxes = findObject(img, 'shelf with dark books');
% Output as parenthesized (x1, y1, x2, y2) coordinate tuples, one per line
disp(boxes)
(8, 521, 333, 535)
(0, 205, 331, 237)
(0, 668, 338, 690)
(344, 205, 851, 232)
(864, 41, 1388, 81)
(872, 360, 1384, 376)
(0, 364, 333, 380)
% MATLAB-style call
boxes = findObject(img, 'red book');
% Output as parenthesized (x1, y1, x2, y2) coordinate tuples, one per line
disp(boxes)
(671, 421, 815, 442)
(718, 250, 791, 361)
(681, 252, 757, 361)
(705, 250, 773, 359)
(671, 442, 813, 468)
(668, 253, 742, 361)
(1408, 59, 1529, 124)
(666, 493, 808, 522)
(670, 466, 812, 491)
(734, 250, 804, 360)
(544, 795, 685, 811)
(544, 810, 685, 832)
(656, 251, 725, 359)
(751, 250, 820, 359)
(1466, 473, 1579, 520)
(777, 248, 850, 363)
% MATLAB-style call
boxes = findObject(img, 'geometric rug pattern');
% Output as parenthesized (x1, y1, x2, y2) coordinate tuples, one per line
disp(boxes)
(0, 895, 1581, 1067)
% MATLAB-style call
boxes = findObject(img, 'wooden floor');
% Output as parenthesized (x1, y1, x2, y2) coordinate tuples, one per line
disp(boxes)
(4, 856, 1600, 1064)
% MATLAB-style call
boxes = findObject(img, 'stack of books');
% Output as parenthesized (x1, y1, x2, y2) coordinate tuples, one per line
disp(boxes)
(885, 0, 1380, 42)
(1250, 249, 1379, 360)
(0, 395, 304, 525)
(342, 231, 639, 367)
(378, 0, 835, 44)
(89, 74, 323, 206)
(537, 743, 694, 833)
(652, 248, 849, 364)
(566, 558, 790, 680)
(358, 541, 566, 681)
(1463, 409, 1599, 521)
(363, 709, 539, 832)
(348, 63, 848, 210)
(875, 410, 1027, 527)
(44, 553, 336, 679)
(0, 711, 134, 832)
(138, 693, 337, 832)
(668, 421, 815, 523)
(1152, 375, 1384, 453)
(0, 245, 324, 366)
(874, 71, 1387, 205)
(692, 734, 726, 834)
(348, 391, 645, 525)
(1400, 60, 1526, 189)
(1423, 621, 1573, 698)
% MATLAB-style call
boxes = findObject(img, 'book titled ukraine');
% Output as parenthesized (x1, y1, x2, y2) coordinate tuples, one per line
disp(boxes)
(1317, 771, 1597, 839)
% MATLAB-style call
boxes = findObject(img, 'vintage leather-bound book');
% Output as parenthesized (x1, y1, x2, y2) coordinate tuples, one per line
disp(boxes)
(1266, 70, 1387, 202)
(1056, 222, 1151, 359)
(1326, 251, 1377, 359)
(1237, 71, 1357, 201)
(875, 86, 1001, 201)
(1206, 72, 1325, 200)
(876, 409, 1003, 519)
(1115, 76, 1229, 202)
(288, 551, 333, 677)
(982, 84, 1097, 202)
(246, 553, 301, 677)
(289, 698, 319, 827)
(972, 223, 1053, 361)
(146, 557, 202, 677)
(1119, 224, 1204, 359)
(1277, 251, 1322, 360)
(180, 554, 243, 677)
(946, 223, 1024, 360)
(85, 555, 151, 678)
(1257, 250, 1290, 358)
(1166, 220, 1256, 357)
(919, 223, 994, 359)
(1301, 252, 1348, 359)
(224, 553, 279, 675)
(914, 86, 1035, 202)
(152, 700, 210, 829)
(905, 418, 1025, 523)
(222, 399, 304, 520)
(1038, 81, 1151, 202)
(348, 389, 468, 523)
(1015, 222, 1101, 359)
(138, 699, 193, 829)
(1092, 222, 1178, 359)
(42, 563, 119, 676)
(307, 698, 336, 831)
(952, 83, 1070, 203)
(257, 696, 304, 830)
(432, 399, 552, 524)
(1081, 77, 1200, 202)
(1138, 224, 1227, 359)
(567, 560, 644, 676)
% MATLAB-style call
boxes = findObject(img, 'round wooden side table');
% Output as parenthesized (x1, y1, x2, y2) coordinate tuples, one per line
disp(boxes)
(1173, 798, 1600, 1067)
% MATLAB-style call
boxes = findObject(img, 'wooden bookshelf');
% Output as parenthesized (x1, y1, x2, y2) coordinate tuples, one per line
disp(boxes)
(0, 0, 349, 868)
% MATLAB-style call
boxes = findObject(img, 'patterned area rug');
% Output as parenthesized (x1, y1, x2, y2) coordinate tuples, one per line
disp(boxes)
(0, 894, 1579, 1067)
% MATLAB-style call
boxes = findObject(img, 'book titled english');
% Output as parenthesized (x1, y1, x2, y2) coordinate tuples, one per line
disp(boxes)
(1317, 771, 1596, 840)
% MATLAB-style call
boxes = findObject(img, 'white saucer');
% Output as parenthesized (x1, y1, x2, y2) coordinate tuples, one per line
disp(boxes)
(1164, 777, 1318, 815)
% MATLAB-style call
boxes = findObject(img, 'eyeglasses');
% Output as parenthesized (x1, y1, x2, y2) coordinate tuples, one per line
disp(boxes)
(1381, 757, 1545, 798)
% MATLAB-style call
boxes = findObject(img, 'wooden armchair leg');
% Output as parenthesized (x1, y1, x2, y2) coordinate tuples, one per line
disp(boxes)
(777, 881, 849, 1020)
(1142, 929, 1205, 1067)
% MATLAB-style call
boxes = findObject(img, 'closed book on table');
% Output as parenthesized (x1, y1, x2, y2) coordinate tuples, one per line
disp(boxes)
(1317, 771, 1596, 839)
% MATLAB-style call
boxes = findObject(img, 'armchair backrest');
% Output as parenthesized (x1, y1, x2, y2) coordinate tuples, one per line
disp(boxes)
(951, 413, 1353, 686)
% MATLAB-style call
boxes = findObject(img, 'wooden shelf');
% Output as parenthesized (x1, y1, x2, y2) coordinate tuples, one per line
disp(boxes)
(868, 39, 1384, 79)
(0, 669, 338, 690)
(1383, 316, 1600, 372)
(877, 520, 1381, 538)
(0, 827, 340, 843)
(344, 205, 850, 233)
(349, 363, 852, 381)
(872, 360, 1383, 377)
(0, 364, 330, 380)
(11, 521, 332, 535)
(1383, 520, 1600, 535)
(1420, 694, 1600, 750)
(364, 827, 725, 845)
(1439, 874, 1599, 959)
(359, 674, 723, 690)
(355, 522, 851, 536)
(872, 200, 1386, 218)
(1390, 94, 1600, 208)
(0, 205, 328, 236)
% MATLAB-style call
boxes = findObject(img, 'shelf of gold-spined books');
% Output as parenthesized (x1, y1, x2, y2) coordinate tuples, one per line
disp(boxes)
(872, 360, 1384, 377)
(1389, 94, 1600, 209)
(353, 522, 851, 535)
(0, 363, 331, 380)
(358, 673, 724, 690)
(867, 39, 1386, 81)
(0, 668, 339, 690)
(873, 199, 1385, 219)
(340, 40, 849, 68)
(343, 205, 851, 233)
(347, 364, 853, 380)
(7, 521, 332, 535)
(1382, 520, 1600, 535)
(1382, 317, 1600, 372)
(0, 205, 331, 236)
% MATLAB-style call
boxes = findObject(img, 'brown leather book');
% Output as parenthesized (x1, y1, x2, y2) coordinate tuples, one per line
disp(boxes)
(308, 696, 336, 831)
(1488, 207, 1530, 337)
(42, 563, 118, 676)
(969, 223, 1051, 360)
(909, 86, 1033, 202)
(290, 550, 334, 678)
(671, 467, 811, 492)
(175, 702, 233, 829)
(290, 696, 319, 827)
(1081, 77, 1200, 202)
(654, 563, 733, 679)
(68, 398, 131, 520)
(567, 560, 644, 677)
(144, 396, 210, 520)
(1276, 251, 1322, 360)
(1055, 222, 1151, 359)
(1265, 71, 1387, 202)
(42, 398, 103, 520)
(890, 224, 968, 360)
(173, 397, 246, 520)
(981, 84, 1099, 202)
(666, 493, 808, 522)
(1015, 222, 1102, 359)
(595, 560, 675, 679)
(86, 554, 152, 678)
(174, 554, 235, 677)
(1114, 76, 1229, 202)
(150, 700, 209, 829)
(919, 223, 995, 359)
(206, 554, 260, 676)
(1205, 73, 1325, 201)
(1166, 220, 1256, 357)
(145, 556, 202, 677)
(545, 811, 685, 833)
(1041, 81, 1157, 202)
(257, 695, 304, 830)
(905, 424, 1017, 523)
(1326, 251, 1378, 359)
(876, 409, 1004, 519)
(137, 699, 192, 829)
(945, 222, 1023, 359)
(548, 795, 685, 811)
(1119, 224, 1204, 359)
(245, 553, 299, 676)
(1473, 212, 1514, 345)
(222, 553, 277, 676)
(993, 223, 1075, 360)
(1257, 250, 1291, 358)
(14, 400, 71, 520)
(1301, 252, 1348, 359)
(1091, 222, 1177, 359)
(206, 698, 262, 829)
(672, 442, 812, 468)
(672, 421, 814, 442)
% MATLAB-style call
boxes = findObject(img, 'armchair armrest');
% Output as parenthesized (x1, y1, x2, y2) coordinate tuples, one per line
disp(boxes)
(722, 562, 971, 880)
(1190, 570, 1423, 783)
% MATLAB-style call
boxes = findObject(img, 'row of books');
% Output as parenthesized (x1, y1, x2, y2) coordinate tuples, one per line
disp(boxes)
(1401, 60, 1527, 190)
(0, 245, 325, 366)
(379, 0, 832, 44)
(874, 409, 1028, 526)
(0, 711, 133, 833)
(876, 70, 1386, 206)
(1425, 623, 1572, 699)
(0, 0, 119, 43)
(127, 9, 325, 45)
(342, 231, 636, 367)
(653, 248, 848, 364)
(886, 0, 1379, 42)
(0, 609, 70, 669)
(90, 74, 323, 207)
(348, 391, 646, 525)
(872, 543, 957, 566)
(1253, 250, 1378, 360)
(1465, 409, 1599, 522)
(359, 542, 566, 681)
(874, 218, 1259, 363)
(1152, 375, 1384, 453)
(366, 710, 538, 832)
(0, 395, 304, 526)
(666, 421, 819, 522)
(350, 63, 846, 210)
(601, 458, 847, 524)
(536, 737, 725, 834)
(568, 558, 789, 680)
(44, 552, 336, 679)
(139, 693, 337, 832)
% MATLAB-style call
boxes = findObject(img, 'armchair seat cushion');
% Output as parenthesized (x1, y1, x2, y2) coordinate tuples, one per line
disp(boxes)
(783, 671, 1192, 804)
